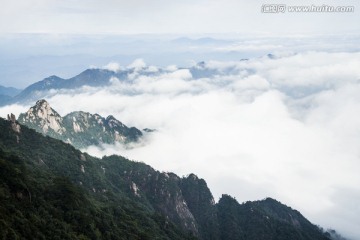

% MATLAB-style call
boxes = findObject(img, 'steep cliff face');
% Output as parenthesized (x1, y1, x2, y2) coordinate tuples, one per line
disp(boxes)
(180, 174, 220, 240)
(18, 99, 143, 149)
(101, 155, 199, 235)
(139, 172, 198, 234)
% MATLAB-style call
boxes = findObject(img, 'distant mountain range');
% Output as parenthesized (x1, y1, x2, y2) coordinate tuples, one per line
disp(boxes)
(0, 62, 234, 106)
(4, 67, 162, 105)
(0, 85, 22, 97)
(17, 99, 143, 149)
(0, 116, 345, 239)
(0, 85, 22, 104)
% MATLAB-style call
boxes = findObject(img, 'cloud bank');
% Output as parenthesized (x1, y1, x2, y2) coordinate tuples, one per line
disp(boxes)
(1, 51, 360, 238)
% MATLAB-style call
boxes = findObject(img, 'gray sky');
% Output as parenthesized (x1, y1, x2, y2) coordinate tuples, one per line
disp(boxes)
(1, 0, 359, 35)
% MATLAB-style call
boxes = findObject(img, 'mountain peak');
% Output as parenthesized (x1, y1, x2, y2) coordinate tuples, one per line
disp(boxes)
(35, 99, 50, 108)
(18, 99, 65, 135)
(32, 99, 59, 119)
(106, 115, 116, 120)
(106, 115, 125, 128)
(44, 75, 62, 80)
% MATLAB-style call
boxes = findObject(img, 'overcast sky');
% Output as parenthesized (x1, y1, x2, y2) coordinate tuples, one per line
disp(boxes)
(0, 0, 359, 35)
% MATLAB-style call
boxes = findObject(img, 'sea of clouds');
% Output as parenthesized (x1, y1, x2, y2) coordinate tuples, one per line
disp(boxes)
(1, 51, 360, 238)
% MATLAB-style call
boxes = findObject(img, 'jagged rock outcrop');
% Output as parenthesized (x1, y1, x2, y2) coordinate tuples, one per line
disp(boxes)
(18, 99, 142, 149)
(17, 99, 65, 136)
(7, 113, 21, 143)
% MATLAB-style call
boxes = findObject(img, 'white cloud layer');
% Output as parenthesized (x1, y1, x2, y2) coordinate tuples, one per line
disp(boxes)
(127, 58, 147, 71)
(102, 62, 122, 72)
(1, 51, 360, 238)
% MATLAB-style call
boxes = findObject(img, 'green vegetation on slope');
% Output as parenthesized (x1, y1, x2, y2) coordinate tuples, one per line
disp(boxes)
(0, 117, 334, 240)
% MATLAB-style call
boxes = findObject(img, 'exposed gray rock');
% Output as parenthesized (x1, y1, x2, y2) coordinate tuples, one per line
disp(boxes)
(18, 99, 143, 149)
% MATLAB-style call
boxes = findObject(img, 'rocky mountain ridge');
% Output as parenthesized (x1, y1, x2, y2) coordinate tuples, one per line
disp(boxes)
(0, 116, 344, 240)
(17, 99, 142, 149)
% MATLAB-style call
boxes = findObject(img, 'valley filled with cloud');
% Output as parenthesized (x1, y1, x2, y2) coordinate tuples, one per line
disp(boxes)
(1, 0, 360, 238)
